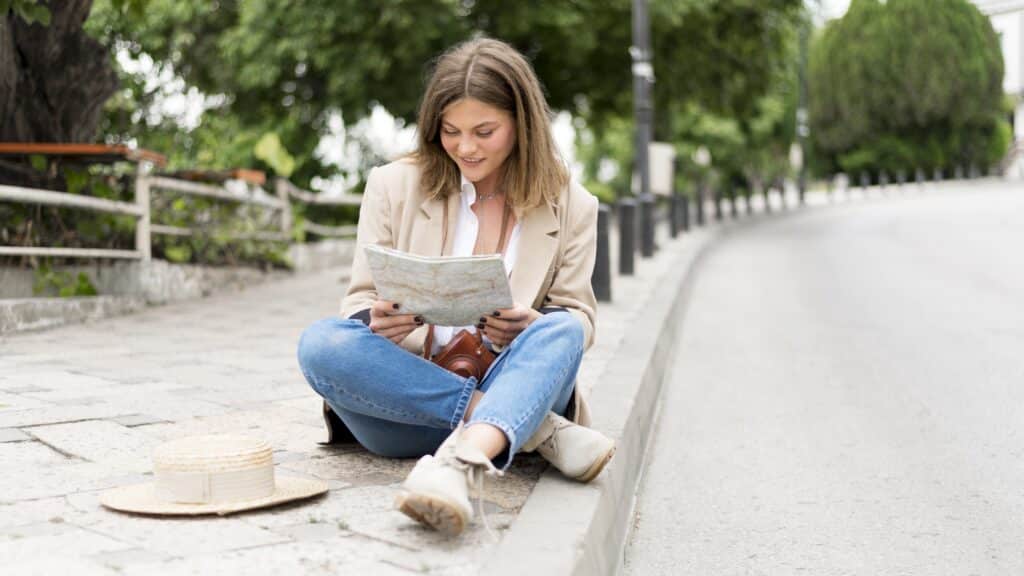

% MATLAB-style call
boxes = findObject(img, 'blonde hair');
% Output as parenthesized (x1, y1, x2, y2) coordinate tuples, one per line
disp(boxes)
(414, 38, 568, 210)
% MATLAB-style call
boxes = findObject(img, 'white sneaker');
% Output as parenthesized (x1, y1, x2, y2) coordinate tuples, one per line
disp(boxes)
(395, 426, 500, 536)
(523, 412, 616, 483)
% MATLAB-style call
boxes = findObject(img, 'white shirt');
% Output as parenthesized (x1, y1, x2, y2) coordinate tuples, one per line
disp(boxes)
(430, 175, 522, 354)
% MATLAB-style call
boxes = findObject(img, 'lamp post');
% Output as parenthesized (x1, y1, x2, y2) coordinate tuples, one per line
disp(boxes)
(694, 146, 711, 225)
(796, 16, 809, 205)
(632, 0, 655, 257)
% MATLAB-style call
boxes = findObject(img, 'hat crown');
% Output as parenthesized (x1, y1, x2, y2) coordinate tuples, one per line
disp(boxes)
(153, 434, 275, 504)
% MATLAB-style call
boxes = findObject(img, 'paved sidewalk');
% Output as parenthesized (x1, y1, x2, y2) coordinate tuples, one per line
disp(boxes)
(0, 207, 687, 575)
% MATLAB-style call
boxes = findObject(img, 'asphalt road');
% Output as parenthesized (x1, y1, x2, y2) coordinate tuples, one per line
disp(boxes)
(624, 181, 1024, 575)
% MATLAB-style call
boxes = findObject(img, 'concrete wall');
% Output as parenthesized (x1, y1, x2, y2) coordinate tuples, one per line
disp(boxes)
(0, 239, 357, 334)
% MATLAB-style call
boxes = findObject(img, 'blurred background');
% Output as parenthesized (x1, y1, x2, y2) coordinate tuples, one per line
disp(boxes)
(0, 0, 1019, 278)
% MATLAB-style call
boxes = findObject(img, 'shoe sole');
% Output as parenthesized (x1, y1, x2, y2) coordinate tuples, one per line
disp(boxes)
(574, 443, 616, 483)
(395, 491, 468, 536)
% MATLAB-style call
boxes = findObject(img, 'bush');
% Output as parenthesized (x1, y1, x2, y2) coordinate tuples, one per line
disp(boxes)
(809, 0, 1010, 175)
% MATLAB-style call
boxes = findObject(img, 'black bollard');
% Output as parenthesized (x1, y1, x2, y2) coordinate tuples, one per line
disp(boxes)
(669, 193, 680, 238)
(696, 185, 707, 226)
(680, 195, 690, 232)
(762, 185, 771, 213)
(729, 187, 738, 219)
(713, 188, 724, 221)
(592, 204, 612, 302)
(617, 198, 636, 276)
(640, 194, 655, 258)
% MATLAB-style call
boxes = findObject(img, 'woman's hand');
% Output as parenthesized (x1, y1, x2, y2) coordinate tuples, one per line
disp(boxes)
(477, 303, 542, 347)
(369, 300, 423, 345)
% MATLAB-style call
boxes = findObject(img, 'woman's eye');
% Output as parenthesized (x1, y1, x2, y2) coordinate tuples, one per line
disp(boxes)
(476, 131, 493, 137)
(442, 129, 458, 136)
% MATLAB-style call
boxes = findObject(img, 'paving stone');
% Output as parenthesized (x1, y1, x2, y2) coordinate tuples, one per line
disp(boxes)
(97, 391, 231, 422)
(3, 523, 135, 566)
(0, 371, 121, 395)
(0, 391, 51, 411)
(278, 449, 417, 486)
(29, 420, 159, 472)
(0, 427, 30, 442)
(0, 384, 47, 394)
(137, 408, 324, 454)
(5, 556, 118, 576)
(0, 404, 131, 428)
(90, 548, 173, 572)
(116, 538, 416, 576)
(0, 495, 99, 530)
(0, 439, 73, 465)
(110, 413, 169, 427)
(0, 461, 149, 502)
(86, 513, 290, 557)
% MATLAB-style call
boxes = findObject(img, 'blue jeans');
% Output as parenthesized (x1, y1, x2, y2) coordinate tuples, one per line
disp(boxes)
(297, 311, 583, 469)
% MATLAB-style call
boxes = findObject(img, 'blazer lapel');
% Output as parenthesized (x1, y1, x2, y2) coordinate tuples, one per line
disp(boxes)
(510, 202, 560, 308)
(416, 193, 460, 256)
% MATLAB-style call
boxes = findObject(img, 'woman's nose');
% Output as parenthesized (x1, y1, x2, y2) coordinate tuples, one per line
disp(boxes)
(457, 137, 476, 156)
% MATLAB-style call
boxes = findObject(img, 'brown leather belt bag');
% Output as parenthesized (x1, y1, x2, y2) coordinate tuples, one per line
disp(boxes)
(423, 326, 495, 381)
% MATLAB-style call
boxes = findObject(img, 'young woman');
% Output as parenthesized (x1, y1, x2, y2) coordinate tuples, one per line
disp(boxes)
(297, 38, 614, 536)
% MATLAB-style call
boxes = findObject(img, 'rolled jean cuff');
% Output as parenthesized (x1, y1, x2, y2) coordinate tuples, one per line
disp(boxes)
(467, 416, 518, 471)
(449, 375, 479, 429)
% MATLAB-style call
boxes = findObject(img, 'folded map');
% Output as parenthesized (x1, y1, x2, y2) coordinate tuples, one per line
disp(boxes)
(363, 244, 514, 326)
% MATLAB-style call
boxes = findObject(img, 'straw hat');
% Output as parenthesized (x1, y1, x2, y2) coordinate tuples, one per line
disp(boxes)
(100, 434, 327, 516)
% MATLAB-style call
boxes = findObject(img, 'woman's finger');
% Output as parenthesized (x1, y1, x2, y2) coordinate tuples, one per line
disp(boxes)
(480, 315, 527, 334)
(376, 323, 417, 342)
(371, 313, 421, 333)
(371, 299, 404, 318)
(490, 306, 528, 322)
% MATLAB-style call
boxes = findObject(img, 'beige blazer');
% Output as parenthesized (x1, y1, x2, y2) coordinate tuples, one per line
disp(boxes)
(341, 157, 599, 426)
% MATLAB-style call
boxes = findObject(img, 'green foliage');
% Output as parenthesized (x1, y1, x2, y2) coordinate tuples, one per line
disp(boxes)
(5, 0, 51, 25)
(32, 266, 98, 298)
(809, 0, 1009, 175)
(254, 133, 296, 178)
(9, 0, 804, 270)
(84, 0, 804, 188)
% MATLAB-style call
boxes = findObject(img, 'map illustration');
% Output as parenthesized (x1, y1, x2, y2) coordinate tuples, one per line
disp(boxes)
(363, 244, 514, 326)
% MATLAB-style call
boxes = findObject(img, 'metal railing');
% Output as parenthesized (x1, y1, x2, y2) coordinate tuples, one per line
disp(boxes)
(0, 169, 361, 262)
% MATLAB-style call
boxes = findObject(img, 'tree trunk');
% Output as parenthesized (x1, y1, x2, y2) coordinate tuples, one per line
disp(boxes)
(0, 0, 118, 143)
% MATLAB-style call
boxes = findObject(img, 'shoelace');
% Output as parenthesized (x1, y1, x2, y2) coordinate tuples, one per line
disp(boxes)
(463, 457, 503, 541)
(538, 420, 573, 454)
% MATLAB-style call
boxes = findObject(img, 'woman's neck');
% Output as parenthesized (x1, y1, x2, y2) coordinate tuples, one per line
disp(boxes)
(472, 170, 501, 200)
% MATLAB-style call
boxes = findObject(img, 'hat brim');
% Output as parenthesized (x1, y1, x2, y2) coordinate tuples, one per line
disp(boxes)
(99, 475, 328, 516)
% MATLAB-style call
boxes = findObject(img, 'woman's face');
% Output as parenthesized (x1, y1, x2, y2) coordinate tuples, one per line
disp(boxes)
(440, 98, 516, 188)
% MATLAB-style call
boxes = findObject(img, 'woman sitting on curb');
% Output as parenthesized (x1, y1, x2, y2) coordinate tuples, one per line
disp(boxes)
(297, 37, 615, 536)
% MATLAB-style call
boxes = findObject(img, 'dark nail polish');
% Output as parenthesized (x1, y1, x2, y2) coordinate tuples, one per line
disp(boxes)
(478, 317, 487, 324)
(414, 315, 423, 323)
(476, 323, 485, 330)
(492, 311, 501, 317)
(392, 303, 400, 310)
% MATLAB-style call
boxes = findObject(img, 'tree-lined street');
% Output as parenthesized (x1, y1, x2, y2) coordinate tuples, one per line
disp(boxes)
(625, 180, 1024, 574)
